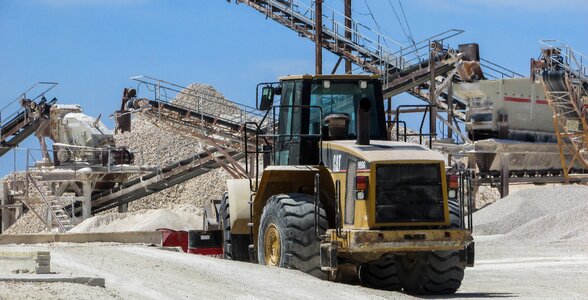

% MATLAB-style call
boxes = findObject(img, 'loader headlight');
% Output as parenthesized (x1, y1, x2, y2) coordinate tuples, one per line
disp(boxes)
(448, 189, 457, 199)
(356, 191, 365, 200)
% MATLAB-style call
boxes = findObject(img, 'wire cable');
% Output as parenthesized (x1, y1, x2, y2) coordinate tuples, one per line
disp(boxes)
(387, 0, 420, 61)
(398, 0, 415, 44)
(362, 0, 391, 50)
(386, 0, 410, 43)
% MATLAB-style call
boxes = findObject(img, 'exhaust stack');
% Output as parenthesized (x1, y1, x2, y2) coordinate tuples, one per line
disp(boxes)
(356, 97, 371, 145)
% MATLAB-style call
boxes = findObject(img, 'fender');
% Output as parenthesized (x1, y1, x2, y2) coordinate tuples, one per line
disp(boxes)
(227, 179, 252, 234)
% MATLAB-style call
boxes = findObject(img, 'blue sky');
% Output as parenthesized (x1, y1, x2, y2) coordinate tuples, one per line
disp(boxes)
(1, 0, 587, 176)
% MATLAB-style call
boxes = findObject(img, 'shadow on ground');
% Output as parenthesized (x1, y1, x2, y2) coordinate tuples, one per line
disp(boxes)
(415, 292, 517, 299)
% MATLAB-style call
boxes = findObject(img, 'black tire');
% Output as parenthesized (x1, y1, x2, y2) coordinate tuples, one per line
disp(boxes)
(359, 256, 401, 291)
(448, 199, 462, 228)
(220, 193, 250, 261)
(257, 193, 328, 279)
(396, 200, 465, 295)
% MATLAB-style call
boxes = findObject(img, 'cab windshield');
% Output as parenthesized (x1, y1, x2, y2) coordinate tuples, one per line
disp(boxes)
(309, 80, 385, 139)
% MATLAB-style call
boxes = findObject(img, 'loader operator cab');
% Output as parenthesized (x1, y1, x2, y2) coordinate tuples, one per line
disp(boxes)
(260, 75, 387, 166)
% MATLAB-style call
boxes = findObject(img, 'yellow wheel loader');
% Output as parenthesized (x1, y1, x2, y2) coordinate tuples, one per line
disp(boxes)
(217, 74, 474, 295)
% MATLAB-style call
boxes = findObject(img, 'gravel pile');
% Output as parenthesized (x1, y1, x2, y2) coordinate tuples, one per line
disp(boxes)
(114, 83, 242, 212)
(473, 185, 500, 210)
(1, 173, 50, 234)
(69, 204, 203, 233)
(389, 125, 424, 144)
(473, 185, 588, 243)
(2, 210, 47, 234)
(173, 83, 242, 116)
(0, 282, 123, 300)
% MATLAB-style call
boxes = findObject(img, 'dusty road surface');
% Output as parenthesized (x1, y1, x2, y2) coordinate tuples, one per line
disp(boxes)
(1, 186, 587, 299)
(0, 237, 586, 299)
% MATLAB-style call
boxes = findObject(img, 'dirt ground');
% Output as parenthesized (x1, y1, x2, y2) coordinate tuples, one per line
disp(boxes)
(1, 186, 586, 299)
(0, 236, 586, 299)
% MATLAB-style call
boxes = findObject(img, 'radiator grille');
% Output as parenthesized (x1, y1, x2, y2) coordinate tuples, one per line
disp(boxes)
(375, 164, 444, 223)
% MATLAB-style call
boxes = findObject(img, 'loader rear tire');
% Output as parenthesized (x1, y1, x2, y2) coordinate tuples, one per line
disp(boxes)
(397, 250, 464, 294)
(448, 199, 461, 227)
(220, 193, 250, 261)
(396, 200, 464, 294)
(257, 193, 328, 279)
(358, 256, 401, 291)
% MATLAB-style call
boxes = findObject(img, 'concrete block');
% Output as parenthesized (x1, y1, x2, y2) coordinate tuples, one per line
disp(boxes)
(0, 250, 51, 274)
(0, 276, 105, 287)
(35, 266, 51, 274)
(0, 231, 160, 245)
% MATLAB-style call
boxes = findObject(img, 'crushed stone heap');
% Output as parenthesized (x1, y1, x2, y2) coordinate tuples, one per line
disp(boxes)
(1, 173, 47, 235)
(473, 185, 588, 244)
(115, 83, 241, 212)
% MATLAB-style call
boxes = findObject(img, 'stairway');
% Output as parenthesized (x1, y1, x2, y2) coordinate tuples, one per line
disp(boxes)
(535, 41, 588, 178)
(47, 198, 75, 231)
(237, 3, 456, 82)
(27, 173, 74, 232)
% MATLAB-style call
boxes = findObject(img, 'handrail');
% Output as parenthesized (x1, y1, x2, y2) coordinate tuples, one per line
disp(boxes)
(239, 0, 464, 77)
(0, 82, 57, 125)
(27, 172, 67, 233)
(131, 75, 267, 128)
(480, 58, 524, 79)
(540, 40, 588, 80)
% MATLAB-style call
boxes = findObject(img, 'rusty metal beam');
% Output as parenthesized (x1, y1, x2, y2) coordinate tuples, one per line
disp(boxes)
(315, 0, 323, 75)
(344, 0, 352, 74)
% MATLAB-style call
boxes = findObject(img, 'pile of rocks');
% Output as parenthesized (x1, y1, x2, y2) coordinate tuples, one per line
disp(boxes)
(69, 204, 203, 233)
(114, 83, 242, 212)
(474, 185, 588, 244)
(0, 173, 48, 234)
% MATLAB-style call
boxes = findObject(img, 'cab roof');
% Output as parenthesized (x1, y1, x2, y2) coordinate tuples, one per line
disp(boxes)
(278, 74, 380, 81)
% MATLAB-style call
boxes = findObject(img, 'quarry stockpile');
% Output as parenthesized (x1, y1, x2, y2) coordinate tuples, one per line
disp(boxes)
(474, 185, 588, 244)
(1, 173, 47, 235)
(69, 204, 203, 233)
(114, 83, 240, 212)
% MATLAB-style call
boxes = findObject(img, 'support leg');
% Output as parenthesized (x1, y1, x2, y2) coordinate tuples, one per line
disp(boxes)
(82, 182, 92, 220)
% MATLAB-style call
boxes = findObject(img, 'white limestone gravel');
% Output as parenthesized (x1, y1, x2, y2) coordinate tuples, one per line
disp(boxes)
(474, 184, 588, 243)
(69, 205, 203, 233)
(114, 83, 240, 213)
(0, 282, 123, 300)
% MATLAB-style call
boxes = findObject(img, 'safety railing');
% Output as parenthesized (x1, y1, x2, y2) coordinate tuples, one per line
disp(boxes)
(540, 40, 588, 81)
(131, 75, 268, 130)
(480, 58, 524, 80)
(239, 0, 463, 79)
(0, 82, 57, 129)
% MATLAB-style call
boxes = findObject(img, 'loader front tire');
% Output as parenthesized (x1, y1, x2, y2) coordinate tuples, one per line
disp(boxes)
(257, 193, 327, 279)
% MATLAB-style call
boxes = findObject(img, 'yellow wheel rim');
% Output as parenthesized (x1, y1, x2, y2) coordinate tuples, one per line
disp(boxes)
(263, 223, 281, 266)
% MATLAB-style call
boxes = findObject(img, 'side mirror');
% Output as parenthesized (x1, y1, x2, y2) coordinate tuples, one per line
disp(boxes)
(260, 86, 274, 111)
